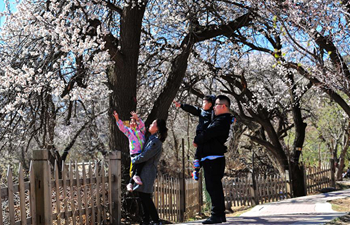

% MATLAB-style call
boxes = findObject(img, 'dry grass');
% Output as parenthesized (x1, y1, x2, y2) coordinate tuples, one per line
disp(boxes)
(330, 197, 350, 212)
(324, 180, 350, 225)
(225, 205, 254, 217)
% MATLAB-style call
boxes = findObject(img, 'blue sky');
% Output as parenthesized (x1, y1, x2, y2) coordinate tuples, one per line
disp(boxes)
(0, 1, 5, 26)
(0, 0, 17, 26)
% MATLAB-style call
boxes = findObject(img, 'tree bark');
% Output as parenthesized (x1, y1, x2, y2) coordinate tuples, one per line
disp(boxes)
(290, 163, 305, 197)
(146, 34, 195, 126)
(107, 4, 147, 177)
(288, 71, 307, 197)
(336, 120, 350, 180)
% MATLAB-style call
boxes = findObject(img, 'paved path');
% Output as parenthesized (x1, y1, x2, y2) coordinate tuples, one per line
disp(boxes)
(176, 189, 350, 225)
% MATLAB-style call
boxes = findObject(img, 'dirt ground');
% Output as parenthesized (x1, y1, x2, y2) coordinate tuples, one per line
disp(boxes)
(324, 180, 350, 225)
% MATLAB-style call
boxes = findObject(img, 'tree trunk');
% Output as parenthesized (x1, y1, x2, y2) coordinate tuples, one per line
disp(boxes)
(336, 121, 350, 180)
(146, 34, 195, 126)
(107, 4, 147, 182)
(287, 71, 307, 197)
(291, 162, 306, 197)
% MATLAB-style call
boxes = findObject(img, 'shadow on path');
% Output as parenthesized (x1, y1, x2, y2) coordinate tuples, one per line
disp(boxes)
(177, 212, 346, 224)
(176, 189, 350, 225)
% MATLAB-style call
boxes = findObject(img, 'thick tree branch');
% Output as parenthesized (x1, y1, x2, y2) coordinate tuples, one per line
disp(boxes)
(103, 1, 123, 15)
(313, 32, 350, 80)
(193, 12, 253, 42)
(286, 62, 350, 117)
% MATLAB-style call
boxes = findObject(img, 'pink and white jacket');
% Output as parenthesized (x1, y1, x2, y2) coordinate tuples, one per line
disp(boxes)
(116, 119, 146, 155)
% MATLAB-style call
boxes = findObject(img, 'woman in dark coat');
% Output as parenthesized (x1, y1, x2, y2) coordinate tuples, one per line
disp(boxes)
(131, 119, 168, 225)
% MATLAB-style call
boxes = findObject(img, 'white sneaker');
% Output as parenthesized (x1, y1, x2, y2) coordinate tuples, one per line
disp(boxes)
(133, 175, 143, 185)
(127, 183, 133, 192)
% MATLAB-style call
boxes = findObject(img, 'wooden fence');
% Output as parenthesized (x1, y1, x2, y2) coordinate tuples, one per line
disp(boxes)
(154, 175, 181, 222)
(0, 150, 201, 225)
(223, 175, 254, 208)
(153, 173, 202, 223)
(304, 162, 335, 195)
(184, 175, 202, 219)
(223, 162, 335, 209)
(254, 173, 291, 204)
(0, 150, 121, 225)
(223, 171, 291, 209)
(0, 150, 335, 224)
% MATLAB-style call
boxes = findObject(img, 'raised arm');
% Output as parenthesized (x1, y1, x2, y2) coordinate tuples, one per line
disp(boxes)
(131, 111, 146, 135)
(138, 119, 146, 135)
(181, 104, 201, 116)
(173, 101, 201, 117)
(113, 111, 131, 136)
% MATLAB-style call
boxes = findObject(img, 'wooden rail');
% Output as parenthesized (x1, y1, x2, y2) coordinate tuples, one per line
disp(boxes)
(223, 163, 334, 210)
(223, 171, 291, 209)
(0, 150, 121, 225)
(153, 174, 202, 222)
(0, 152, 335, 224)
(304, 164, 333, 195)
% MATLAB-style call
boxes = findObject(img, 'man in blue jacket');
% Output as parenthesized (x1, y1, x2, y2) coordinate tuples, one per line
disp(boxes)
(194, 95, 234, 224)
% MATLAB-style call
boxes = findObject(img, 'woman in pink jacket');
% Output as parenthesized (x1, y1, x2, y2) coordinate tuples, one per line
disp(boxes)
(113, 111, 146, 192)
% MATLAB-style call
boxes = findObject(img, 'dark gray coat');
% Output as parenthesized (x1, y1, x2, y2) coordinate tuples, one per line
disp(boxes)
(131, 134, 162, 193)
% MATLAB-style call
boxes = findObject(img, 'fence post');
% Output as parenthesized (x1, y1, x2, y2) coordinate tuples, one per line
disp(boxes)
(179, 173, 185, 222)
(197, 172, 203, 214)
(302, 164, 308, 196)
(32, 150, 52, 225)
(178, 138, 186, 222)
(285, 170, 292, 198)
(330, 158, 336, 188)
(109, 151, 121, 225)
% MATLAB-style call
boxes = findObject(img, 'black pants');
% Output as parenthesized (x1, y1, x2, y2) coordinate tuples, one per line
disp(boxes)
(138, 192, 160, 223)
(202, 157, 225, 217)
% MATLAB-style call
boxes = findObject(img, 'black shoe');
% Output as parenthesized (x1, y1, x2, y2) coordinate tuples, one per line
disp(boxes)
(151, 222, 162, 225)
(202, 216, 222, 224)
(139, 222, 149, 225)
(221, 215, 226, 222)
